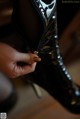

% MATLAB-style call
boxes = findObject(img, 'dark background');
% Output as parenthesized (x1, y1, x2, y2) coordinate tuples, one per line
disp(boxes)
(57, 1, 80, 36)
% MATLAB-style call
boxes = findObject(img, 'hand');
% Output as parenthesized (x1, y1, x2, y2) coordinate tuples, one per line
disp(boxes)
(0, 43, 41, 78)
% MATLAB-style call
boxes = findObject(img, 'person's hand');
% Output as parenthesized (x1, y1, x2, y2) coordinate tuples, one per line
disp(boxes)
(0, 43, 41, 78)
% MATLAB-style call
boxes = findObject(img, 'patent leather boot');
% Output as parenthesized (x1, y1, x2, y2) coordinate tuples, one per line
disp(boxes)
(28, 0, 80, 114)
(13, 0, 80, 114)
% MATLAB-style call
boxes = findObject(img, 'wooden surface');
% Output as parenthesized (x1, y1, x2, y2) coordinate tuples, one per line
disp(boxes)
(8, 94, 80, 119)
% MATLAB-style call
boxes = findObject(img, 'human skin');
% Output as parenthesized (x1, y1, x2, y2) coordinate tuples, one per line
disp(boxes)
(0, 43, 41, 78)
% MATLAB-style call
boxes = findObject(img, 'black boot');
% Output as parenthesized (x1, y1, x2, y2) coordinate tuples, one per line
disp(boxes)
(12, 0, 80, 114)
(30, 43, 80, 114)
(28, 0, 80, 114)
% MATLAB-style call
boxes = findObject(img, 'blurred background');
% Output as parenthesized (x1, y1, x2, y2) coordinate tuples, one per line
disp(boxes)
(0, 0, 80, 119)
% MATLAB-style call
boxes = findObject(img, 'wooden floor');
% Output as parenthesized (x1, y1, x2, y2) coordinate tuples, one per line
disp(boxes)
(8, 93, 80, 119)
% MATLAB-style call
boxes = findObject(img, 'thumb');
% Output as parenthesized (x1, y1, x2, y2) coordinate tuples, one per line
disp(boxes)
(16, 52, 41, 64)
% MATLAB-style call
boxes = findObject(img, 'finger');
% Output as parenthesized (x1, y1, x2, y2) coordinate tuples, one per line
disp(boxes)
(16, 52, 41, 64)
(13, 62, 37, 78)
(33, 56, 41, 62)
(20, 62, 37, 75)
(33, 51, 41, 62)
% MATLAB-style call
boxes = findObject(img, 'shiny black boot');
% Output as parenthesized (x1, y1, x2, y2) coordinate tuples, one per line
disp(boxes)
(12, 0, 80, 114)
(28, 0, 80, 114)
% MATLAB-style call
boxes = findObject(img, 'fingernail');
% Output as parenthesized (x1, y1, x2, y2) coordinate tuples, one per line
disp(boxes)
(38, 58, 41, 61)
(34, 57, 41, 62)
